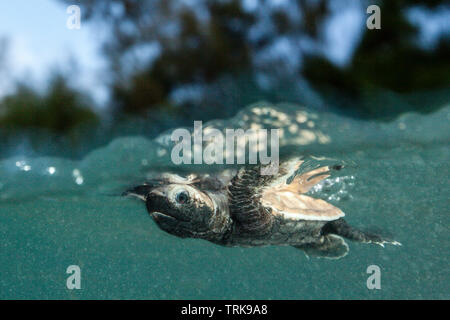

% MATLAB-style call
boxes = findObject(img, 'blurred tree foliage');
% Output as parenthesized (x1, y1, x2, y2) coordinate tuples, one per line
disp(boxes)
(0, 74, 98, 132)
(67, 0, 258, 115)
(303, 0, 450, 117)
(58, 0, 449, 119)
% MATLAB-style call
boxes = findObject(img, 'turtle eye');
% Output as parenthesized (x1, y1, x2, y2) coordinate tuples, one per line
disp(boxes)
(175, 191, 189, 204)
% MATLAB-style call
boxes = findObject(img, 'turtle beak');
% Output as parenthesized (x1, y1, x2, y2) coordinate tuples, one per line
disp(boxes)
(122, 185, 155, 201)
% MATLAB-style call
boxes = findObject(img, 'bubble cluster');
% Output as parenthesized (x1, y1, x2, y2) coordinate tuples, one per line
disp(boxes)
(308, 175, 356, 202)
(72, 169, 84, 185)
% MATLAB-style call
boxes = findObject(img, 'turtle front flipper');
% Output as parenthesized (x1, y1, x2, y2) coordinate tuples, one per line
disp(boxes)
(293, 234, 349, 259)
(228, 165, 275, 236)
(228, 159, 333, 236)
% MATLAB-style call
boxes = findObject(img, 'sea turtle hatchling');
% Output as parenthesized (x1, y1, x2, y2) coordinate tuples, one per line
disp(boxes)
(124, 158, 401, 259)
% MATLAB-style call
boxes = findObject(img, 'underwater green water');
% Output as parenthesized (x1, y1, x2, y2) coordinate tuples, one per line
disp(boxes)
(0, 102, 448, 299)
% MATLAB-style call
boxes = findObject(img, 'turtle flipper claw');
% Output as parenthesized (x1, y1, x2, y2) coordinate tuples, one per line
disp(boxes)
(372, 239, 402, 247)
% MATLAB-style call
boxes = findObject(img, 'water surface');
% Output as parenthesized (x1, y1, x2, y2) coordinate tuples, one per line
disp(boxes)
(0, 102, 448, 299)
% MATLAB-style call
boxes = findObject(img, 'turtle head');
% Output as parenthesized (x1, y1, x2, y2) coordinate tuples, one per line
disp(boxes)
(125, 183, 227, 239)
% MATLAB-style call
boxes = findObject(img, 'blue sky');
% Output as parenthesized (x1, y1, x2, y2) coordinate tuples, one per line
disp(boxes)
(0, 0, 107, 104)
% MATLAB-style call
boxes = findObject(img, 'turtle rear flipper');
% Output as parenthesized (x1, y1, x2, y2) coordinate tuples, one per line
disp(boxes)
(322, 218, 402, 247)
(293, 234, 349, 259)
